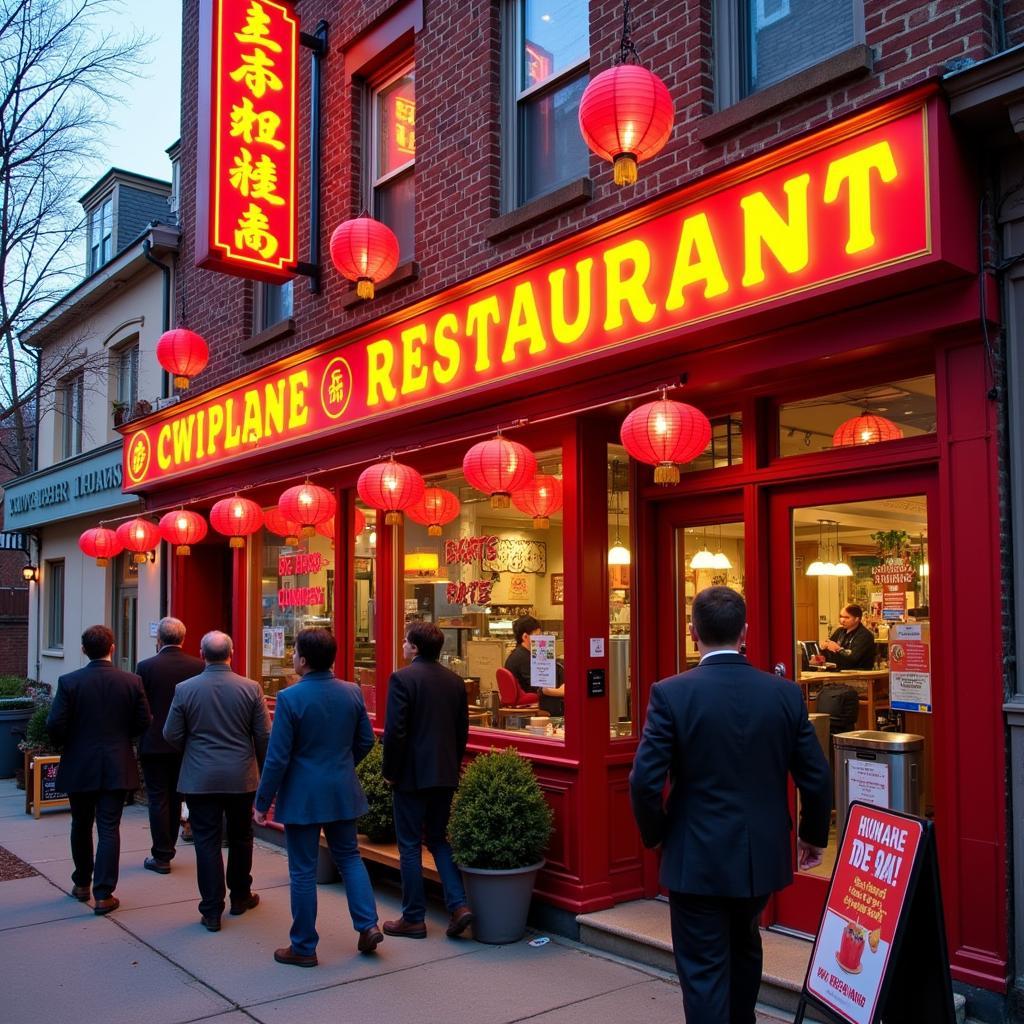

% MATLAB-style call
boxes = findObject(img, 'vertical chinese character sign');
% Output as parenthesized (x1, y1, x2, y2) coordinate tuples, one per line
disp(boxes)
(196, 0, 298, 282)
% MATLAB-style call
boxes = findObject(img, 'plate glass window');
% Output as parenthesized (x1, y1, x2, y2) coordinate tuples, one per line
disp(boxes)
(370, 67, 415, 261)
(89, 198, 113, 272)
(61, 372, 84, 458)
(116, 343, 138, 411)
(46, 560, 64, 650)
(255, 281, 293, 333)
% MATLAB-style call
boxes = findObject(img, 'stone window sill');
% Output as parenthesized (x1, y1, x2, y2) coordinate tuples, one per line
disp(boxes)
(487, 178, 593, 244)
(41, 649, 64, 659)
(341, 261, 420, 310)
(241, 318, 295, 355)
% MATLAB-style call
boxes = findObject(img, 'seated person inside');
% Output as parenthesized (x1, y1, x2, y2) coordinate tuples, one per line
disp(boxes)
(504, 615, 565, 717)
(822, 604, 876, 670)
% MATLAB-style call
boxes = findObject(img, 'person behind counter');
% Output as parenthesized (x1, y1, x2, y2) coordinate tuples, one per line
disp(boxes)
(822, 604, 876, 670)
(505, 615, 564, 716)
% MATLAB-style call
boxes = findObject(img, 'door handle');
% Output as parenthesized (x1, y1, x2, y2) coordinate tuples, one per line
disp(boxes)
(774, 662, 787, 677)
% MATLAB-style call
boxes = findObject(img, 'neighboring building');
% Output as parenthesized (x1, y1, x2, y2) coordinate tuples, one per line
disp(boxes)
(120, 2, 1024, 1016)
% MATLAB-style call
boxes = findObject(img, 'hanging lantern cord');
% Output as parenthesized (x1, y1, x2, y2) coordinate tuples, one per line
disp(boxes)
(617, 0, 640, 65)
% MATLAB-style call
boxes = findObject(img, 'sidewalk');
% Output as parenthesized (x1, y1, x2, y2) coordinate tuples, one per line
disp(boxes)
(0, 779, 787, 1024)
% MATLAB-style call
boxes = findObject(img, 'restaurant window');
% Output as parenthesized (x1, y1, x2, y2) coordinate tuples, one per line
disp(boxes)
(368, 65, 415, 261)
(45, 559, 65, 651)
(682, 413, 743, 473)
(777, 375, 935, 458)
(60, 371, 84, 459)
(680, 523, 746, 668)
(713, 0, 859, 108)
(502, 0, 589, 209)
(608, 446, 633, 738)
(401, 449, 565, 743)
(88, 197, 113, 272)
(354, 505, 377, 714)
(254, 280, 293, 333)
(115, 341, 139, 411)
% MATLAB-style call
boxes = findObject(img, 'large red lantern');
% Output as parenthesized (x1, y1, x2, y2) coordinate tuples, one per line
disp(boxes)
(620, 397, 711, 485)
(264, 508, 303, 546)
(156, 328, 209, 390)
(579, 64, 674, 186)
(115, 518, 161, 564)
(315, 508, 366, 540)
(78, 527, 123, 567)
(357, 458, 425, 525)
(158, 509, 208, 556)
(463, 435, 537, 509)
(511, 474, 563, 528)
(329, 215, 400, 300)
(407, 487, 461, 537)
(209, 496, 263, 548)
(832, 413, 904, 447)
(278, 482, 336, 537)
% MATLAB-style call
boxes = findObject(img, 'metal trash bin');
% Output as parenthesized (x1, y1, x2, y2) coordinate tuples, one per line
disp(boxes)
(807, 712, 830, 764)
(833, 730, 924, 823)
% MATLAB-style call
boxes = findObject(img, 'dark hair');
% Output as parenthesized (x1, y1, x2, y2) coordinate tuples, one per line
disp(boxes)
(512, 615, 540, 646)
(296, 627, 336, 672)
(81, 625, 115, 660)
(406, 621, 444, 661)
(691, 587, 746, 646)
(845, 604, 864, 620)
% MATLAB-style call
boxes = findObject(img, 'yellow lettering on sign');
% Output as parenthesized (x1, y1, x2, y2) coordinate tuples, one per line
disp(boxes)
(401, 324, 429, 394)
(225, 398, 242, 449)
(229, 49, 283, 99)
(287, 370, 309, 429)
(433, 312, 461, 385)
(603, 239, 656, 331)
(234, 203, 279, 258)
(665, 212, 729, 311)
(235, 2, 282, 53)
(157, 425, 172, 470)
(501, 281, 547, 363)
(740, 173, 811, 287)
(229, 149, 285, 205)
(207, 405, 224, 456)
(172, 416, 195, 465)
(549, 257, 593, 346)
(823, 141, 898, 255)
(264, 378, 285, 435)
(366, 339, 397, 406)
(242, 390, 262, 443)
(466, 296, 500, 373)
(230, 97, 285, 151)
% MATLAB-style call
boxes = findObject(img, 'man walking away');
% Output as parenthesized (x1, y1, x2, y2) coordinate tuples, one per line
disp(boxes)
(630, 587, 831, 1024)
(47, 625, 151, 915)
(255, 628, 383, 966)
(136, 616, 203, 875)
(381, 621, 473, 940)
(164, 630, 270, 932)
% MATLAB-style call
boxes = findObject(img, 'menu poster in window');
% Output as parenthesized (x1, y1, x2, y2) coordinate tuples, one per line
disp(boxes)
(530, 634, 558, 689)
(262, 627, 285, 658)
(889, 623, 931, 714)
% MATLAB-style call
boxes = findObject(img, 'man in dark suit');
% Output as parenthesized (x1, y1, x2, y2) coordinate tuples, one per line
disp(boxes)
(163, 630, 270, 932)
(136, 616, 204, 875)
(630, 587, 831, 1024)
(46, 625, 151, 915)
(254, 628, 382, 966)
(381, 621, 473, 940)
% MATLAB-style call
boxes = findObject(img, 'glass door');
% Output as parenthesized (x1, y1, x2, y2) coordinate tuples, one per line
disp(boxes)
(113, 553, 138, 672)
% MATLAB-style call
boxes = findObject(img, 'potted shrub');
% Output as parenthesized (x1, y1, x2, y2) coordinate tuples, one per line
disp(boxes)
(356, 740, 395, 843)
(18, 699, 59, 795)
(111, 400, 129, 426)
(448, 747, 553, 943)
(0, 677, 35, 780)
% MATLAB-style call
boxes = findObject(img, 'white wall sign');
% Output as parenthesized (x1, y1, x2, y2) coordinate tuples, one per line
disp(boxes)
(847, 758, 890, 809)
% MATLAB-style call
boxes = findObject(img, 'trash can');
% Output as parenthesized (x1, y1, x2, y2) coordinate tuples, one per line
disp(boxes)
(833, 730, 924, 823)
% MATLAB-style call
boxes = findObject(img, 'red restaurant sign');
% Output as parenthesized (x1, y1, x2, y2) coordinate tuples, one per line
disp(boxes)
(196, 0, 298, 282)
(125, 96, 951, 490)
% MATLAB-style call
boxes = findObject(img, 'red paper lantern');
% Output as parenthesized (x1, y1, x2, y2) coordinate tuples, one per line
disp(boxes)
(511, 474, 563, 528)
(357, 458, 425, 525)
(407, 487, 461, 537)
(156, 328, 209, 390)
(158, 509, 208, 556)
(78, 527, 123, 568)
(115, 518, 161, 564)
(329, 215, 400, 300)
(832, 413, 904, 447)
(209, 496, 264, 548)
(579, 64, 674, 185)
(263, 508, 303, 546)
(315, 508, 366, 540)
(463, 436, 537, 509)
(620, 398, 711, 485)
(354, 507, 366, 537)
(278, 482, 336, 537)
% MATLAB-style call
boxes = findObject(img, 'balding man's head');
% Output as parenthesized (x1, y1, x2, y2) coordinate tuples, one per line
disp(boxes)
(200, 631, 232, 663)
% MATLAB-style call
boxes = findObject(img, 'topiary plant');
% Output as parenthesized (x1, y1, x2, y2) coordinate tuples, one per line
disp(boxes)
(0, 676, 29, 698)
(356, 740, 395, 843)
(448, 748, 553, 870)
(18, 701, 59, 755)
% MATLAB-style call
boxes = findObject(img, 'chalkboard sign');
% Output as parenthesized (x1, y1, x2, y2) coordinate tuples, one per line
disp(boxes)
(31, 755, 69, 818)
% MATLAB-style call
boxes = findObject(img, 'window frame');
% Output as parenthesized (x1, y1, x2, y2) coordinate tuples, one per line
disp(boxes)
(88, 196, 114, 273)
(253, 279, 294, 334)
(61, 372, 85, 459)
(46, 559, 65, 651)
(115, 341, 139, 411)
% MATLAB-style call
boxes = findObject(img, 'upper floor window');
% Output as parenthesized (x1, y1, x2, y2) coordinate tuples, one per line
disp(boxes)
(88, 197, 113, 272)
(116, 342, 139, 411)
(61, 372, 84, 458)
(46, 559, 65, 651)
(503, 0, 589, 209)
(254, 280, 293, 333)
(368, 65, 415, 261)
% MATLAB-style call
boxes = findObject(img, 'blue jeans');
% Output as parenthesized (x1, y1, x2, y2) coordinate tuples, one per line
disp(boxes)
(392, 788, 467, 923)
(284, 820, 378, 955)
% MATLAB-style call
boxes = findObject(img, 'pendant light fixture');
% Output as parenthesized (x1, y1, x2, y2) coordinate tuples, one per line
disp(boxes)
(832, 520, 852, 577)
(607, 459, 631, 566)
(806, 520, 831, 576)
(690, 528, 716, 569)
(711, 525, 732, 570)
(832, 410, 904, 447)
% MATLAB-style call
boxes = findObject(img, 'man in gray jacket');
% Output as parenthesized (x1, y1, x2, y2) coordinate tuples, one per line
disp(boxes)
(164, 631, 270, 932)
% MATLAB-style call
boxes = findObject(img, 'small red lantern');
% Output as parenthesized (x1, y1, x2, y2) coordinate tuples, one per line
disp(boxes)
(78, 527, 123, 567)
(156, 328, 210, 390)
(264, 508, 303, 546)
(158, 509, 208, 556)
(115, 518, 161, 564)
(407, 487, 461, 537)
(463, 435, 537, 509)
(579, 64, 674, 186)
(329, 215, 400, 300)
(832, 413, 904, 447)
(209, 496, 264, 548)
(620, 396, 711, 485)
(357, 458, 425, 525)
(511, 474, 563, 528)
(278, 482, 336, 538)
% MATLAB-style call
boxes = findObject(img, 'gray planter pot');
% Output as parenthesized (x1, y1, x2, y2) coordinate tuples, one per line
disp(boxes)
(0, 707, 34, 778)
(459, 860, 544, 944)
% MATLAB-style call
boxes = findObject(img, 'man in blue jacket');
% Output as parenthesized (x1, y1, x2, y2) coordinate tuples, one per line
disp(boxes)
(254, 628, 382, 966)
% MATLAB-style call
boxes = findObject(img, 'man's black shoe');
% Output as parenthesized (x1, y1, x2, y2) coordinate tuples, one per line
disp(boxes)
(230, 893, 260, 916)
(201, 915, 222, 932)
(144, 857, 171, 875)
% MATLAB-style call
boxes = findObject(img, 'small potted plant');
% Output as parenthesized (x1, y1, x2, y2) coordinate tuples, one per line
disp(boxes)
(448, 747, 553, 943)
(0, 677, 35, 781)
(356, 740, 395, 843)
(18, 698, 59, 794)
(111, 400, 130, 426)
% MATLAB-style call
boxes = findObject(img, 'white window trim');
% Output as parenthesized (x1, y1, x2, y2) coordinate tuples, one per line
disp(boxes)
(45, 559, 65, 651)
(61, 372, 84, 460)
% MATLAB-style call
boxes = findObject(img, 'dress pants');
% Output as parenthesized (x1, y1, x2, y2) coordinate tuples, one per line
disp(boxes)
(392, 787, 467, 923)
(284, 820, 378, 956)
(68, 790, 127, 900)
(186, 793, 255, 918)
(140, 753, 183, 862)
(668, 891, 770, 1024)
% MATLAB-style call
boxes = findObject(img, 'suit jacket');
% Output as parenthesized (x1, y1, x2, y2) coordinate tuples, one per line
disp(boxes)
(136, 646, 204, 755)
(629, 653, 831, 899)
(254, 671, 374, 824)
(163, 663, 270, 794)
(46, 660, 151, 793)
(828, 623, 876, 670)
(382, 656, 468, 792)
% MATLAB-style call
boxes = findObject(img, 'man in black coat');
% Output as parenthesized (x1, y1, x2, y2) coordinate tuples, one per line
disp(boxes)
(136, 616, 204, 874)
(47, 624, 151, 915)
(822, 604, 876, 669)
(381, 621, 473, 940)
(630, 588, 831, 1024)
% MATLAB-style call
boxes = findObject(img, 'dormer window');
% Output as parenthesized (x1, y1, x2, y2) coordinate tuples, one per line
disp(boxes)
(89, 198, 113, 272)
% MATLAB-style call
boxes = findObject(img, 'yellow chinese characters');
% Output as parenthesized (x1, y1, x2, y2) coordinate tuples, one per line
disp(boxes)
(327, 369, 346, 406)
(230, 97, 285, 151)
(234, 204, 278, 259)
(229, 147, 284, 205)
(234, 1, 281, 52)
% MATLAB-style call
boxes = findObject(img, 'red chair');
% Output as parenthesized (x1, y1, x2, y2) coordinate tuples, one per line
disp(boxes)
(495, 667, 539, 708)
